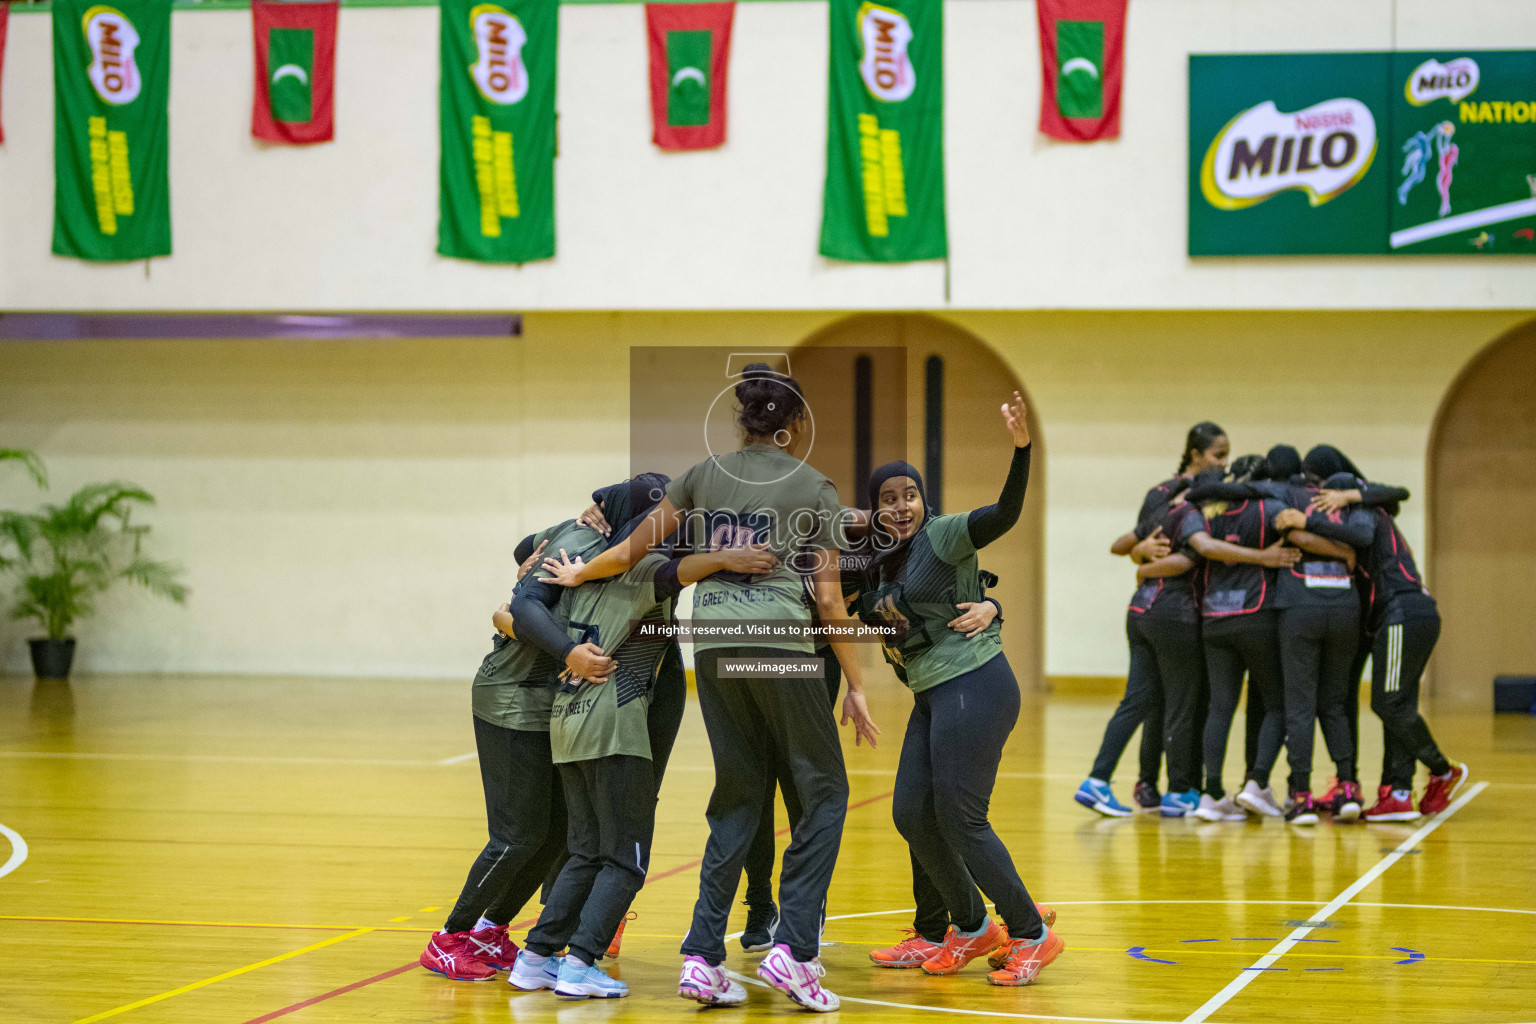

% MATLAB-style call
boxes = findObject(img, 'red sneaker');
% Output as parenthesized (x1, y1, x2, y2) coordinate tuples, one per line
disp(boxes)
(869, 928, 943, 968)
(1364, 785, 1421, 823)
(463, 923, 518, 970)
(921, 918, 1005, 975)
(986, 928, 1065, 986)
(420, 930, 499, 981)
(1318, 776, 1341, 806)
(1325, 781, 1364, 822)
(1419, 763, 1469, 816)
(606, 911, 636, 958)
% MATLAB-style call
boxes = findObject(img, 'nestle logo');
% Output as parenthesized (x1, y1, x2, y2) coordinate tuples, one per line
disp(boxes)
(1294, 111, 1353, 131)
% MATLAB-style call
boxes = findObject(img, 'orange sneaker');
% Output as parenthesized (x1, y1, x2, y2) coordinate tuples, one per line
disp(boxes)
(869, 928, 943, 968)
(986, 906, 1058, 969)
(920, 918, 1005, 975)
(986, 927, 1064, 986)
(606, 911, 637, 958)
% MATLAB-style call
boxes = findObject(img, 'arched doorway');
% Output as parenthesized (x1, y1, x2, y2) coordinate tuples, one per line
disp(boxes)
(793, 315, 1046, 693)
(1429, 319, 1536, 706)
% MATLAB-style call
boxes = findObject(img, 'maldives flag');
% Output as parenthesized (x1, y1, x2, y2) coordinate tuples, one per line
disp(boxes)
(251, 0, 338, 144)
(646, 2, 733, 151)
(1037, 0, 1125, 141)
(0, 1, 9, 144)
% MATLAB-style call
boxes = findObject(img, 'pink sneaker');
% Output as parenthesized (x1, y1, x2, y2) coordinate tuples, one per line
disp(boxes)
(757, 944, 838, 1012)
(419, 930, 498, 981)
(464, 923, 518, 970)
(678, 955, 746, 1006)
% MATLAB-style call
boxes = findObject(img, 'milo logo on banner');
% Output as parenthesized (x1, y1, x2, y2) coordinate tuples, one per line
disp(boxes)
(469, 4, 529, 104)
(1201, 98, 1377, 209)
(1406, 57, 1479, 105)
(857, 2, 915, 102)
(82, 5, 142, 105)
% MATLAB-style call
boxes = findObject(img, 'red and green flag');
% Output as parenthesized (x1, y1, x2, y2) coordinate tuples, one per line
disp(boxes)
(438, 0, 557, 263)
(0, 1, 10, 144)
(646, 2, 734, 151)
(251, 0, 338, 145)
(52, 0, 172, 261)
(819, 0, 947, 263)
(1037, 0, 1126, 142)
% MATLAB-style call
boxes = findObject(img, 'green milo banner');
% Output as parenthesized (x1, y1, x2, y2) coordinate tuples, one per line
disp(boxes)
(1390, 51, 1536, 254)
(819, 0, 946, 263)
(438, 0, 556, 264)
(52, 0, 173, 262)
(1190, 50, 1536, 256)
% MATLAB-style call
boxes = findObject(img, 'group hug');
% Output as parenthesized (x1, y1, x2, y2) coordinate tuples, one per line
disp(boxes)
(1075, 423, 1469, 826)
(417, 366, 1061, 1009)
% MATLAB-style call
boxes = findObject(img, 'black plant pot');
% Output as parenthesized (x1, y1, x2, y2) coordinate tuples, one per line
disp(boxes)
(29, 638, 76, 681)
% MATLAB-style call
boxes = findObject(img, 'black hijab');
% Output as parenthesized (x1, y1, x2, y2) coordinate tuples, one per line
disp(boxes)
(593, 472, 672, 550)
(1304, 445, 1364, 483)
(1266, 444, 1303, 482)
(867, 461, 926, 578)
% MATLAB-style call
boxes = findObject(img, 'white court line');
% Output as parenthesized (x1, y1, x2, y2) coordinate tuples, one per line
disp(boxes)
(0, 823, 29, 880)
(1180, 780, 1488, 1024)
(0, 750, 463, 767)
(438, 752, 477, 765)
(723, 969, 1193, 1024)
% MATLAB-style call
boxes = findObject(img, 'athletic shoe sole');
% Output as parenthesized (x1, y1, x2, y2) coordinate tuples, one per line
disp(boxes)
(1365, 810, 1422, 822)
(555, 986, 626, 999)
(869, 956, 929, 968)
(1074, 793, 1132, 818)
(1287, 814, 1319, 826)
(757, 963, 839, 1013)
(1334, 802, 1362, 822)
(678, 983, 744, 1006)
(1235, 793, 1281, 818)
(508, 976, 558, 991)
(742, 941, 773, 953)
(421, 964, 496, 982)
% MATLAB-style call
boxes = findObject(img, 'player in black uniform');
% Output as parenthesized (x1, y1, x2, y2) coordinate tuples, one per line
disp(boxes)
(1301, 470, 1469, 821)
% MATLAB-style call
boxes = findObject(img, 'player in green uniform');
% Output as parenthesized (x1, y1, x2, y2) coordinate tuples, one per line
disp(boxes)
(418, 512, 616, 982)
(537, 364, 877, 1012)
(864, 392, 1063, 988)
(507, 516, 777, 998)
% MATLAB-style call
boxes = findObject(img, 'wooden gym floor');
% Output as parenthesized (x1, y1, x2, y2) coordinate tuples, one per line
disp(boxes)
(1, 672, 1533, 1024)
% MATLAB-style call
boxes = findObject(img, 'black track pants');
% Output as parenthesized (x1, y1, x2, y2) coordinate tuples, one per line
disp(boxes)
(682, 648, 848, 965)
(743, 648, 841, 907)
(891, 655, 1043, 941)
(444, 716, 568, 933)
(1137, 616, 1206, 794)
(1089, 613, 1166, 787)
(525, 755, 655, 964)
(649, 641, 688, 788)
(1201, 612, 1286, 797)
(1279, 605, 1360, 793)
(1371, 615, 1452, 789)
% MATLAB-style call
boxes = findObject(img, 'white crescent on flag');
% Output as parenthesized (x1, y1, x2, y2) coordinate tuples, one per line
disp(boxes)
(671, 66, 707, 88)
(1061, 57, 1099, 79)
(272, 64, 310, 86)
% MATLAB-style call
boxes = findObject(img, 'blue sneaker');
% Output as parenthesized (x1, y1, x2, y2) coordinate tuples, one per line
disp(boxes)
(1074, 777, 1132, 817)
(508, 949, 559, 991)
(554, 956, 628, 999)
(1160, 789, 1200, 818)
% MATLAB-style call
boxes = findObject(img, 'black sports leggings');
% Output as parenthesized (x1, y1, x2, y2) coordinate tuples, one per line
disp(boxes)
(1201, 612, 1285, 798)
(1088, 613, 1165, 788)
(892, 654, 1043, 941)
(1279, 604, 1359, 792)
(443, 716, 568, 933)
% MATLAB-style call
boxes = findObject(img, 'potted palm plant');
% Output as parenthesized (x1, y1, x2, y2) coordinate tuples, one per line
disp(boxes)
(1, 471, 188, 681)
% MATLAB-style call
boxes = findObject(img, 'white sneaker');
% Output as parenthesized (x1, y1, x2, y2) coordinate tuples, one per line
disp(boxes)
(757, 944, 839, 1012)
(1193, 794, 1246, 822)
(1236, 780, 1283, 817)
(678, 955, 746, 1006)
(508, 949, 559, 991)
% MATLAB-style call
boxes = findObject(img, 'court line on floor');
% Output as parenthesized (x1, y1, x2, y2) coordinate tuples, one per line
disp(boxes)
(0, 750, 460, 767)
(242, 962, 420, 1024)
(0, 914, 434, 932)
(723, 968, 1193, 1024)
(68, 927, 374, 1024)
(0, 822, 28, 880)
(1180, 780, 1488, 1024)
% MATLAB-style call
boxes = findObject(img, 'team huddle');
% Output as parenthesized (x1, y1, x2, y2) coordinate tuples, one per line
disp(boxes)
(417, 366, 1058, 1009)
(1076, 423, 1470, 825)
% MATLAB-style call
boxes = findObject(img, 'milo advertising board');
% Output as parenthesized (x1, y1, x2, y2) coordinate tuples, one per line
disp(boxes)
(1189, 53, 1390, 255)
(1189, 50, 1536, 256)
(1389, 51, 1536, 254)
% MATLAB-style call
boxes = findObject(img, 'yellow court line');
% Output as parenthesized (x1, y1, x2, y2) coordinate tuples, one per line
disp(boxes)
(0, 914, 431, 933)
(68, 927, 374, 1024)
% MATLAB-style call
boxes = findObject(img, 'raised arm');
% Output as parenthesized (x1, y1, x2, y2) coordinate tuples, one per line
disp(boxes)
(966, 392, 1033, 549)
